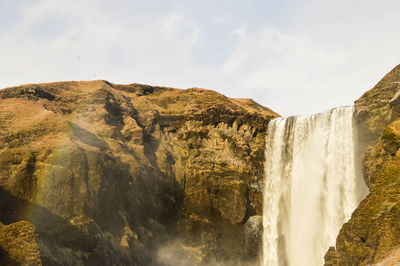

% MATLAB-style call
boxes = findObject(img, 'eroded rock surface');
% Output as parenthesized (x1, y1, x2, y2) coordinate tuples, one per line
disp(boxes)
(325, 65, 400, 265)
(0, 220, 42, 265)
(0, 81, 278, 265)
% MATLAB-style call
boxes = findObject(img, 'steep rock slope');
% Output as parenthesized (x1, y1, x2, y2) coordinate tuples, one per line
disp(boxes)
(0, 81, 278, 265)
(325, 65, 400, 265)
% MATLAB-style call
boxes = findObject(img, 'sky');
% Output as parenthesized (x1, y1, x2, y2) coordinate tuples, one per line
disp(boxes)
(1, 0, 400, 116)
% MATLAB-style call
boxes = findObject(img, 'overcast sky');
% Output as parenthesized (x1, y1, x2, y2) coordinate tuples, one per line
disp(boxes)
(1, 0, 400, 116)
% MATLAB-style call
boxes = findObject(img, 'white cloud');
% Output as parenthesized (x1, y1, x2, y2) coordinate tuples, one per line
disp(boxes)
(1, 0, 400, 116)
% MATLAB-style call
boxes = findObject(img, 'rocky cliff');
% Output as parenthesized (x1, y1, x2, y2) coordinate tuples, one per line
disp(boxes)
(325, 65, 400, 265)
(0, 81, 278, 265)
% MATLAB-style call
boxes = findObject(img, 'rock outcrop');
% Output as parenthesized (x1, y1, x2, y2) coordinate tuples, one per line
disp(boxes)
(0, 81, 278, 265)
(325, 65, 400, 265)
(354, 65, 400, 145)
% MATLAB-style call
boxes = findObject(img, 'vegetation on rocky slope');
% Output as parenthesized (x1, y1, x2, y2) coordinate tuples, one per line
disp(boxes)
(0, 81, 278, 265)
(325, 64, 400, 265)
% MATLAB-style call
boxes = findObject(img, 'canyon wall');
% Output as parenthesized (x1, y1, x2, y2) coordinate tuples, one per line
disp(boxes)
(0, 81, 278, 265)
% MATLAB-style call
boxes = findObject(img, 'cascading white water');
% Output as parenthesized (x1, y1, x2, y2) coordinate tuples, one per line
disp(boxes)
(262, 106, 365, 266)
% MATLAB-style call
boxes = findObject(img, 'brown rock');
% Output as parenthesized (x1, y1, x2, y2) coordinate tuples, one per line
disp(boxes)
(0, 220, 42, 265)
(326, 65, 400, 265)
(354, 64, 400, 146)
(0, 80, 278, 265)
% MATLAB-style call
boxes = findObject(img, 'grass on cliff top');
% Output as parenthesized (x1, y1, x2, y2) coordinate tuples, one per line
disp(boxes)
(131, 85, 278, 118)
(2, 80, 279, 120)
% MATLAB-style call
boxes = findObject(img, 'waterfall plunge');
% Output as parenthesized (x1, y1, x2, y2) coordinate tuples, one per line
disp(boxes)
(262, 106, 366, 266)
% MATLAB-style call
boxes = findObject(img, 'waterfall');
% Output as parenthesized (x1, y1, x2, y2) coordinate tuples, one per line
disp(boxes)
(262, 106, 365, 266)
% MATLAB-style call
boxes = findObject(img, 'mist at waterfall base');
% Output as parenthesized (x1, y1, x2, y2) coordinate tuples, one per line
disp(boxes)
(262, 106, 368, 266)
(155, 107, 367, 266)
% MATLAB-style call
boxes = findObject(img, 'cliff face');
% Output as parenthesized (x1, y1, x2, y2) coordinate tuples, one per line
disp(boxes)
(354, 65, 400, 146)
(325, 65, 400, 265)
(0, 81, 278, 265)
